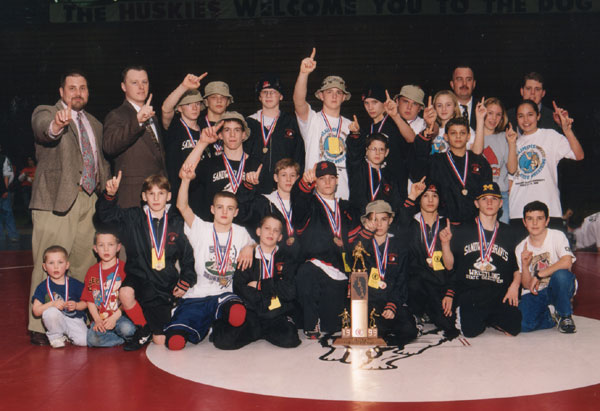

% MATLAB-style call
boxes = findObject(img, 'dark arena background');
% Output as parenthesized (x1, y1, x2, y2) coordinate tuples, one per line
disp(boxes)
(1, 2, 600, 410)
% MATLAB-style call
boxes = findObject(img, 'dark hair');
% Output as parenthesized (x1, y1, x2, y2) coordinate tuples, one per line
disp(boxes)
(213, 191, 238, 207)
(522, 72, 545, 88)
(60, 69, 87, 88)
(452, 64, 475, 80)
(259, 213, 284, 229)
(523, 201, 549, 219)
(517, 99, 540, 116)
(43, 245, 68, 262)
(121, 65, 147, 83)
(445, 116, 469, 134)
(366, 133, 389, 149)
(94, 226, 121, 244)
(141, 174, 171, 193)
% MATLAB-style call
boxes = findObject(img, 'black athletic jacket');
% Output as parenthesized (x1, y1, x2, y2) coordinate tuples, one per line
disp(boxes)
(96, 192, 196, 305)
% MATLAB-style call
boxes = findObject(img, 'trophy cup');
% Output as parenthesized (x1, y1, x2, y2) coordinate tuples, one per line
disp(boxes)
(334, 241, 386, 346)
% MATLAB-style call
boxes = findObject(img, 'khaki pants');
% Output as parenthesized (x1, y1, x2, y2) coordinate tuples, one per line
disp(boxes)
(28, 191, 98, 333)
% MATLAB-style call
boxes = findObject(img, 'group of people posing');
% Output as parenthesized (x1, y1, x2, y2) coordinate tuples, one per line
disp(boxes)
(28, 48, 583, 351)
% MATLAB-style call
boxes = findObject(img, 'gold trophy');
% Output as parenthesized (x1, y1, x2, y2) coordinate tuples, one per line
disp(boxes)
(334, 241, 386, 346)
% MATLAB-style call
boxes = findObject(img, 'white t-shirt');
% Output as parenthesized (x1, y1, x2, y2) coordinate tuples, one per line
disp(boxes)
(574, 212, 600, 249)
(509, 128, 575, 219)
(297, 106, 351, 200)
(408, 116, 426, 135)
(183, 215, 253, 298)
(515, 228, 576, 295)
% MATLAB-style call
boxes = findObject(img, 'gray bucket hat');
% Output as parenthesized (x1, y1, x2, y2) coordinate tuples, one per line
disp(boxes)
(315, 75, 351, 101)
(204, 81, 234, 103)
(219, 111, 251, 141)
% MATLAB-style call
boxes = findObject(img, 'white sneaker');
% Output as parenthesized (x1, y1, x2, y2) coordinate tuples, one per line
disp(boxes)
(49, 336, 67, 348)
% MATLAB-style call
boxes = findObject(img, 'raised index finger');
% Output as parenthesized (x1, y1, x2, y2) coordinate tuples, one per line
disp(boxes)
(198, 72, 208, 81)
(428, 96, 432, 106)
(146, 93, 153, 106)
(310, 47, 316, 59)
(115, 170, 123, 183)
(552, 100, 559, 112)
(446, 218, 451, 230)
(385, 90, 391, 101)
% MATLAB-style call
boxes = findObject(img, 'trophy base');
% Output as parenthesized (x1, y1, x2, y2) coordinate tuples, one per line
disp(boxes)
(333, 336, 387, 346)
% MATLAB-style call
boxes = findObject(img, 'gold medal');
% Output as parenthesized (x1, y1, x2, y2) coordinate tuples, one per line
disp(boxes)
(379, 280, 387, 290)
(368, 268, 381, 289)
(152, 248, 166, 271)
(219, 276, 229, 287)
(462, 189, 468, 196)
(286, 236, 295, 246)
(263, 147, 268, 154)
(268, 296, 281, 310)
(333, 236, 343, 247)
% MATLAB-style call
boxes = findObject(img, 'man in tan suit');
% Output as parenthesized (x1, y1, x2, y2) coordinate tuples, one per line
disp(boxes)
(29, 70, 111, 343)
(103, 66, 166, 208)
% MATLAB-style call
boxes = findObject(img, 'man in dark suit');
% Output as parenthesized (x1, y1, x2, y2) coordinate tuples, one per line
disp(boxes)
(29, 70, 111, 343)
(450, 64, 478, 130)
(103, 66, 166, 208)
(506, 72, 562, 133)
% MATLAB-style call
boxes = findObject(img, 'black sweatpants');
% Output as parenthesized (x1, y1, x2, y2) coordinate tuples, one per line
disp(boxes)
(296, 262, 347, 334)
(407, 276, 458, 335)
(372, 301, 418, 347)
(458, 297, 522, 338)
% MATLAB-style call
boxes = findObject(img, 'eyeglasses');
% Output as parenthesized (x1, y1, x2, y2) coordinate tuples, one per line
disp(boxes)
(260, 90, 278, 96)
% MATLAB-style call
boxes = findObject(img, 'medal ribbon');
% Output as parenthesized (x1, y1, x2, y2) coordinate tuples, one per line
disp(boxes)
(260, 111, 280, 149)
(257, 246, 275, 281)
(419, 214, 440, 258)
(213, 227, 233, 276)
(370, 114, 389, 134)
(46, 276, 69, 302)
(368, 165, 382, 201)
(222, 153, 246, 193)
(446, 151, 469, 189)
(476, 217, 499, 263)
(314, 192, 341, 237)
(372, 236, 389, 280)
(179, 118, 197, 147)
(146, 209, 168, 260)
(320, 111, 342, 142)
(99, 260, 120, 310)
(275, 192, 294, 236)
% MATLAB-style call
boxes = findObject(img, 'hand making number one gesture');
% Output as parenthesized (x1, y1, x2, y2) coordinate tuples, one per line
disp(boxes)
(439, 218, 452, 245)
(423, 96, 437, 135)
(106, 170, 122, 196)
(181, 72, 208, 90)
(300, 48, 317, 74)
(384, 90, 399, 117)
(52, 101, 72, 135)
(137, 93, 155, 124)
(552, 100, 573, 131)
(348, 115, 360, 133)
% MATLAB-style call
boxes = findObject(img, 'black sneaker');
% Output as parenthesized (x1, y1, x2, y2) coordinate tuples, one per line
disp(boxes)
(558, 316, 577, 334)
(123, 325, 152, 351)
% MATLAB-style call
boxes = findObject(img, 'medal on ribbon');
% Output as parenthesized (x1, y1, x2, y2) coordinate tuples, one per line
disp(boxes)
(222, 153, 246, 193)
(476, 217, 499, 272)
(420, 214, 440, 267)
(370, 114, 389, 134)
(368, 165, 382, 201)
(46, 276, 69, 303)
(260, 111, 279, 154)
(315, 192, 342, 246)
(257, 245, 275, 291)
(321, 111, 343, 156)
(180, 118, 197, 147)
(99, 260, 120, 311)
(275, 192, 294, 238)
(372, 236, 389, 289)
(446, 151, 469, 196)
(146, 209, 168, 271)
(213, 227, 233, 284)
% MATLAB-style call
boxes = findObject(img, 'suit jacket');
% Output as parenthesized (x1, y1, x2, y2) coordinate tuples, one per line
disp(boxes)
(30, 100, 111, 213)
(103, 100, 166, 208)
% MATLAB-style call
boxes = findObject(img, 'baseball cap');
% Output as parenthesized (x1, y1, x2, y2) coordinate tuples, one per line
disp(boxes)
(476, 182, 502, 199)
(315, 161, 338, 178)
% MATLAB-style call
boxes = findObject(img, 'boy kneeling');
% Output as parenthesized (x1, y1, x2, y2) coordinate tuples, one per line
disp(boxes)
(96, 173, 196, 350)
(163, 164, 256, 350)
(517, 201, 577, 333)
(233, 214, 301, 348)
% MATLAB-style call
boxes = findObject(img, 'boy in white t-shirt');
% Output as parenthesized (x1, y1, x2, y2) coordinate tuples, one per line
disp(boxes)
(293, 47, 352, 200)
(163, 164, 257, 350)
(516, 201, 577, 333)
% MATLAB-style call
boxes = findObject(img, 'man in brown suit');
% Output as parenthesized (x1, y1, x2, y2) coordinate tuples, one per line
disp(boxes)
(29, 70, 111, 343)
(103, 66, 166, 208)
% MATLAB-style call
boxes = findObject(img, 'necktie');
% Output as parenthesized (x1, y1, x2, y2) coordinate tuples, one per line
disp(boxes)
(460, 104, 469, 124)
(77, 112, 96, 194)
(146, 118, 161, 150)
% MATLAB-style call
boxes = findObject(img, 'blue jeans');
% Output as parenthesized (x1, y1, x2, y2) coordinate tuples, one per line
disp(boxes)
(499, 190, 509, 224)
(0, 194, 19, 240)
(519, 269, 576, 332)
(87, 316, 136, 347)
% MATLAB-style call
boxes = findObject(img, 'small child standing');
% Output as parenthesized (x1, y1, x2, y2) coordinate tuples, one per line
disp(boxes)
(81, 228, 136, 347)
(31, 246, 87, 348)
